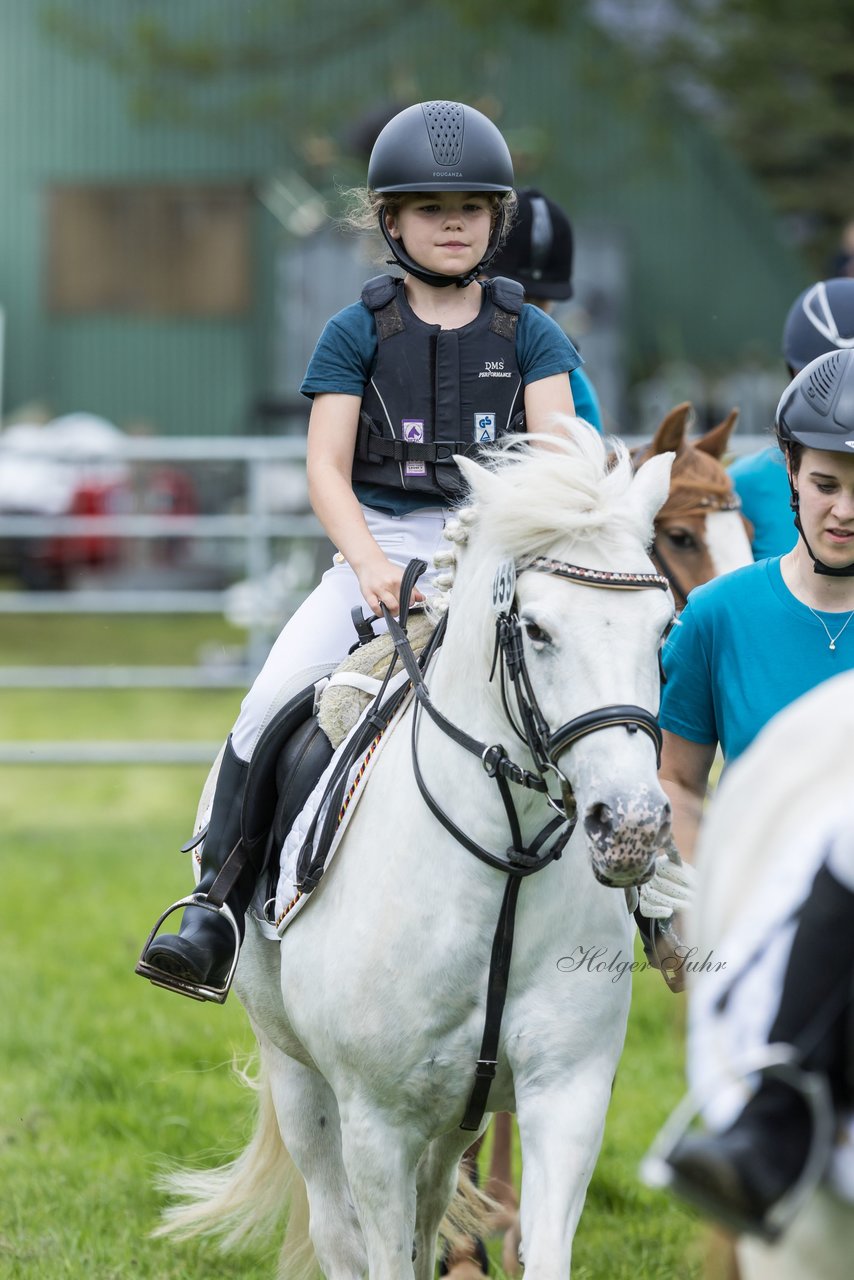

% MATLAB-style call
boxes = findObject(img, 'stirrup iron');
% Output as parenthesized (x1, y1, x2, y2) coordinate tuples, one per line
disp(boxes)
(134, 894, 241, 1004)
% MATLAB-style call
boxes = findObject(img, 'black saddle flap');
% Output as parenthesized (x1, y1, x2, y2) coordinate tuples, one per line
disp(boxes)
(242, 684, 333, 856)
(271, 718, 335, 854)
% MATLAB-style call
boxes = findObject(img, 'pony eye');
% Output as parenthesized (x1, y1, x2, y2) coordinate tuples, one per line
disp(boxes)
(524, 621, 551, 646)
(665, 528, 699, 551)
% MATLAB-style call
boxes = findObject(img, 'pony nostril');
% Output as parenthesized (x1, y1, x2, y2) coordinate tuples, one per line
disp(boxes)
(584, 803, 614, 846)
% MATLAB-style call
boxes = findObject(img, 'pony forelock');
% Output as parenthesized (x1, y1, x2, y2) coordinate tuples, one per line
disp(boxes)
(460, 419, 647, 563)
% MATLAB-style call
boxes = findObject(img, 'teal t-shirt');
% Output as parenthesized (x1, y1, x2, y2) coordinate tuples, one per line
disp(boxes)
(660, 556, 854, 764)
(300, 292, 585, 515)
(568, 366, 603, 433)
(728, 445, 797, 562)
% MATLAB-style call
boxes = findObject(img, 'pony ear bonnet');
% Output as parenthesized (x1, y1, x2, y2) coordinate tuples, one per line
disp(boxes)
(628, 451, 675, 536)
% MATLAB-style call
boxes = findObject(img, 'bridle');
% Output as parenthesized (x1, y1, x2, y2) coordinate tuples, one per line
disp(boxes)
(495, 555, 671, 783)
(383, 554, 671, 872)
(380, 553, 672, 1131)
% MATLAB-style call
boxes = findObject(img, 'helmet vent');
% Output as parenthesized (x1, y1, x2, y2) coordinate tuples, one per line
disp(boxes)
(422, 101, 464, 166)
(805, 349, 844, 412)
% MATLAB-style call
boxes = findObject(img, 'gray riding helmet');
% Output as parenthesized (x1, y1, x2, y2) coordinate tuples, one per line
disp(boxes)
(776, 348, 854, 454)
(367, 100, 514, 288)
(367, 101, 514, 194)
(782, 279, 854, 373)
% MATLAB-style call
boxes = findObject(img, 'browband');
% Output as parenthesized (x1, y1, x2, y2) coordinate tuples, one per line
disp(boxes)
(525, 556, 671, 593)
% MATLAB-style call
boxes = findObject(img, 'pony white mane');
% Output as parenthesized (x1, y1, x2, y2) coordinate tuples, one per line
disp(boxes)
(469, 421, 645, 560)
(430, 420, 652, 609)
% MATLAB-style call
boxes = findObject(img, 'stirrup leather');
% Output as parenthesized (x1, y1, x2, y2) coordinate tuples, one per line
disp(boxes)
(134, 894, 241, 1004)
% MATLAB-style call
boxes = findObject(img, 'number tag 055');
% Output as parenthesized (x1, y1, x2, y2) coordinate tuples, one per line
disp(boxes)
(491, 559, 516, 615)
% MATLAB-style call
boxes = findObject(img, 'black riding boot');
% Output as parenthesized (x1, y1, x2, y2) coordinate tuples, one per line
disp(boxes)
(137, 736, 254, 1002)
(666, 859, 854, 1238)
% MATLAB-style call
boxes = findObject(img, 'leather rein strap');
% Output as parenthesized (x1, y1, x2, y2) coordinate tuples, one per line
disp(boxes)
(379, 554, 670, 1131)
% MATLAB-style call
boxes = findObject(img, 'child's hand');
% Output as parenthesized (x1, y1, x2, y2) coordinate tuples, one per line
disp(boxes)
(356, 555, 425, 618)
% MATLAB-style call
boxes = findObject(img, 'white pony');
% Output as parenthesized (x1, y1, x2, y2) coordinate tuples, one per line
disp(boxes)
(158, 424, 676, 1279)
(645, 669, 854, 1280)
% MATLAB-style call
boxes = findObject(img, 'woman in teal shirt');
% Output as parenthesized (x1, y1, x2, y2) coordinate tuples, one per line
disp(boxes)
(660, 348, 854, 862)
(657, 348, 854, 1240)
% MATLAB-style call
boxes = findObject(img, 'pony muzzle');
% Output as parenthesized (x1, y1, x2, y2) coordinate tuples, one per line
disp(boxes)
(584, 792, 672, 888)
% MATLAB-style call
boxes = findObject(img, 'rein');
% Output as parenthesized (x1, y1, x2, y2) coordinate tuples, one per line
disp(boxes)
(382, 554, 670, 1131)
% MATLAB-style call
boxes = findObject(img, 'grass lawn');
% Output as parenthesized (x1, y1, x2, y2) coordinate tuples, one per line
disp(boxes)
(1, 616, 706, 1278)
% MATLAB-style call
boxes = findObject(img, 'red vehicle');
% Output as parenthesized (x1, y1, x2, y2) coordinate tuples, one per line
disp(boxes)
(0, 416, 197, 588)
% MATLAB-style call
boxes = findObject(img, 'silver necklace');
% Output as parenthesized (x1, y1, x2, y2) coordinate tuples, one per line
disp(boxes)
(806, 604, 854, 651)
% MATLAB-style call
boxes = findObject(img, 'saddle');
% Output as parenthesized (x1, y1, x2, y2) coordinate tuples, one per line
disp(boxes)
(236, 608, 439, 910)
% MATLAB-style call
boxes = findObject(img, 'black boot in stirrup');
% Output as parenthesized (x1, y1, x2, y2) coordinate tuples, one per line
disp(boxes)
(664, 1077, 816, 1240)
(136, 737, 253, 1003)
(659, 859, 854, 1238)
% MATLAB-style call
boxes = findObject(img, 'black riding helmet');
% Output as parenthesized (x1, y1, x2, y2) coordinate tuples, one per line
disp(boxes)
(782, 279, 854, 374)
(483, 188, 574, 300)
(776, 348, 854, 576)
(367, 100, 514, 289)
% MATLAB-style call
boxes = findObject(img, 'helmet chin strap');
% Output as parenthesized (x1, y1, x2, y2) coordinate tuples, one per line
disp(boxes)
(788, 481, 854, 578)
(377, 204, 506, 290)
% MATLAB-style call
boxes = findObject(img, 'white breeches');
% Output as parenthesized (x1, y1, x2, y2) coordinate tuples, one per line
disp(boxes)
(230, 505, 451, 760)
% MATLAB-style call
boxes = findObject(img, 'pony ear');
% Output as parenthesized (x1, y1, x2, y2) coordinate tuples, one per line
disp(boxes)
(629, 451, 675, 530)
(647, 403, 693, 459)
(695, 408, 739, 459)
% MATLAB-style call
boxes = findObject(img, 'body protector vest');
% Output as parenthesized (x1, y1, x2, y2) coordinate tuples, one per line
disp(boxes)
(354, 275, 526, 501)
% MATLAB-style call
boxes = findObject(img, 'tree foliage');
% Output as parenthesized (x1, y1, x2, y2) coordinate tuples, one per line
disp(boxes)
(44, 0, 854, 270)
(595, 0, 854, 270)
(40, 0, 568, 179)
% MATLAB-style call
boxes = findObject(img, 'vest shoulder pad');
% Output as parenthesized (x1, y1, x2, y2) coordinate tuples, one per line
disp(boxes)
(486, 276, 525, 316)
(360, 274, 401, 312)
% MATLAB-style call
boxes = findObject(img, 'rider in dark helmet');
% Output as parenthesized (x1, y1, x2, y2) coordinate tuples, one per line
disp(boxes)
(481, 188, 603, 431)
(731, 278, 854, 559)
(485, 187, 575, 303)
(136, 101, 583, 1003)
(660, 350, 854, 1239)
(782, 279, 854, 373)
(776, 348, 854, 578)
(367, 100, 514, 289)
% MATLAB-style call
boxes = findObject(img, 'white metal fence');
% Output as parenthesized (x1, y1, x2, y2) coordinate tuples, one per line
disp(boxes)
(1, 431, 773, 763)
(1, 434, 325, 762)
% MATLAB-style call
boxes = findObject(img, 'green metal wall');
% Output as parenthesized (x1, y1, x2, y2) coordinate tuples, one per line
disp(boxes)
(0, 1, 808, 435)
(0, 0, 286, 435)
